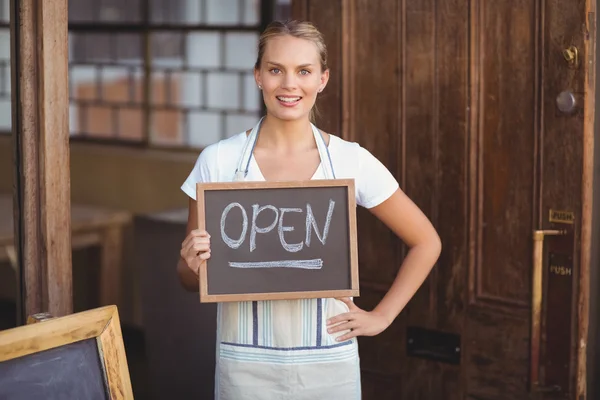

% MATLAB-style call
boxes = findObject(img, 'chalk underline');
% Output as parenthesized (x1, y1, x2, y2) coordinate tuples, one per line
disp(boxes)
(228, 259, 323, 270)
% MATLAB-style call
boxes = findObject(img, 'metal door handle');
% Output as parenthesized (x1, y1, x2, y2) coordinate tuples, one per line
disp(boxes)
(562, 45, 579, 68)
(530, 229, 567, 392)
(556, 91, 578, 114)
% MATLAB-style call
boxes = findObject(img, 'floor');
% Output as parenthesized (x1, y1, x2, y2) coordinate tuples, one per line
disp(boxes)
(0, 299, 151, 400)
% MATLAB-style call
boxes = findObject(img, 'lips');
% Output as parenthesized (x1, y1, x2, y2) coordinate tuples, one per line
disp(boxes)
(276, 95, 302, 107)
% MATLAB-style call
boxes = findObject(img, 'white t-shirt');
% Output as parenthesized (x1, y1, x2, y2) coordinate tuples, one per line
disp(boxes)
(181, 131, 399, 208)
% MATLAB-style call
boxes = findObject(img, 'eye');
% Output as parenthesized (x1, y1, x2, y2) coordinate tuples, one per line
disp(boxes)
(299, 69, 311, 76)
(269, 68, 281, 74)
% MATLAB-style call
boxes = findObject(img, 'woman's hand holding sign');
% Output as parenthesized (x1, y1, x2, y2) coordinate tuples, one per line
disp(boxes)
(180, 229, 211, 276)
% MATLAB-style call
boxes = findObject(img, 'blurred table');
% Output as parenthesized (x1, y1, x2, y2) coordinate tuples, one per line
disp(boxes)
(0, 195, 131, 307)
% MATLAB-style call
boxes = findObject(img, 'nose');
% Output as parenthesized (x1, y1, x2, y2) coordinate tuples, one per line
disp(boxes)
(281, 73, 298, 90)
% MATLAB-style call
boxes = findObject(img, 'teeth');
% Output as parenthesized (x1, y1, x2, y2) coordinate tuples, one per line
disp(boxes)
(277, 96, 301, 103)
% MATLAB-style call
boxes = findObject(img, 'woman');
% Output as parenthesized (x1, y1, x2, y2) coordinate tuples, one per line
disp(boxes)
(178, 20, 441, 400)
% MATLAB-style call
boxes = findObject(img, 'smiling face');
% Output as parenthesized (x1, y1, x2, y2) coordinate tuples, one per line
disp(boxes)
(254, 34, 329, 122)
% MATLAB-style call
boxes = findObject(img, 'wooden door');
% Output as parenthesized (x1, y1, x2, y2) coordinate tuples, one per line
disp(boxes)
(293, 0, 595, 399)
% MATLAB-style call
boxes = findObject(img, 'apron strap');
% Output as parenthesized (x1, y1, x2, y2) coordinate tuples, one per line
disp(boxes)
(234, 116, 264, 181)
(234, 117, 336, 181)
(311, 123, 336, 179)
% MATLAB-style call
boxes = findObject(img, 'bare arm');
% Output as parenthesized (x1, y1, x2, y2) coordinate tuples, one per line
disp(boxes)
(327, 188, 441, 339)
(368, 188, 441, 322)
(177, 198, 211, 292)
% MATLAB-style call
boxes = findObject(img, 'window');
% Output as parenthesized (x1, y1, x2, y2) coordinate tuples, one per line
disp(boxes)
(69, 0, 267, 149)
(0, 0, 9, 132)
(0, 0, 293, 149)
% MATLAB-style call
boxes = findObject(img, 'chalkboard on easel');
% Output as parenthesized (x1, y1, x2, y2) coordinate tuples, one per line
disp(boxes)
(196, 179, 359, 302)
(0, 306, 133, 400)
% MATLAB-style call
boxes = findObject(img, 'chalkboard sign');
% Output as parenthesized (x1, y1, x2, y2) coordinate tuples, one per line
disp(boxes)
(0, 306, 133, 400)
(196, 179, 359, 302)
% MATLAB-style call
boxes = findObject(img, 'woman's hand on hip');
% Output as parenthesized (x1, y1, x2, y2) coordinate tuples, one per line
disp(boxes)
(326, 297, 391, 342)
(180, 229, 211, 276)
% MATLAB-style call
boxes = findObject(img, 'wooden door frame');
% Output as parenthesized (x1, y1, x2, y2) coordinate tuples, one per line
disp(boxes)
(586, 1, 600, 396)
(582, 1, 597, 398)
(10, 0, 72, 323)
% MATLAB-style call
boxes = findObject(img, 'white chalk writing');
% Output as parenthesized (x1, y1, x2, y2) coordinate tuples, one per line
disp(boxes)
(278, 208, 304, 252)
(305, 200, 335, 247)
(250, 204, 279, 252)
(220, 200, 336, 253)
(229, 259, 323, 269)
(220, 202, 247, 249)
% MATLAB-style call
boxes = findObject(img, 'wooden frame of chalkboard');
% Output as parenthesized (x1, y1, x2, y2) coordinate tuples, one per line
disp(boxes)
(196, 179, 359, 302)
(0, 305, 133, 399)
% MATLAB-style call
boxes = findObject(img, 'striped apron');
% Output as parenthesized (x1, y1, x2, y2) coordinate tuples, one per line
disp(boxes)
(214, 118, 361, 400)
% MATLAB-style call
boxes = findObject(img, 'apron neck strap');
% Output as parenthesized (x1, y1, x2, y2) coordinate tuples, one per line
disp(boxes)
(234, 117, 336, 181)
(311, 123, 336, 179)
(234, 117, 264, 181)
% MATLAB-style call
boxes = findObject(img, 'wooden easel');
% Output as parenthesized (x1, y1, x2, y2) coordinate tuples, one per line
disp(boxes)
(0, 305, 134, 399)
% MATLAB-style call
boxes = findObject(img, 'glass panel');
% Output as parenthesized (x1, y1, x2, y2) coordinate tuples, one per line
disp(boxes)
(117, 107, 144, 140)
(206, 0, 240, 25)
(71, 65, 100, 101)
(0, 0, 8, 24)
(69, 32, 145, 140)
(207, 72, 241, 110)
(150, 0, 259, 26)
(274, 0, 292, 21)
(65, 0, 265, 147)
(69, 104, 78, 135)
(0, 20, 9, 132)
(150, 109, 183, 145)
(186, 32, 221, 69)
(68, 0, 142, 23)
(242, 0, 260, 25)
(152, 32, 182, 61)
(85, 106, 114, 137)
(102, 66, 142, 104)
(0, 99, 10, 130)
(150, 0, 200, 25)
(225, 32, 258, 69)
(71, 32, 144, 64)
(244, 74, 261, 112)
(226, 113, 258, 137)
(179, 71, 203, 108)
(187, 111, 222, 147)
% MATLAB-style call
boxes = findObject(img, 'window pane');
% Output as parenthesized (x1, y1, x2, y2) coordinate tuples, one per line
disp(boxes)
(244, 74, 261, 112)
(0, 8, 9, 132)
(206, 0, 240, 25)
(225, 32, 258, 69)
(243, 0, 260, 25)
(226, 113, 259, 137)
(187, 111, 222, 147)
(274, 0, 291, 21)
(0, 98, 10, 131)
(150, 0, 199, 25)
(69, 32, 145, 140)
(179, 72, 203, 108)
(0, 0, 8, 24)
(68, 0, 142, 23)
(150, 0, 260, 26)
(186, 32, 221, 68)
(71, 32, 144, 64)
(151, 32, 183, 61)
(207, 72, 241, 110)
(150, 109, 183, 146)
(149, 27, 260, 147)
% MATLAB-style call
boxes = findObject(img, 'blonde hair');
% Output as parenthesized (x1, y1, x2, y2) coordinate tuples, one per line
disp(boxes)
(255, 20, 328, 122)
